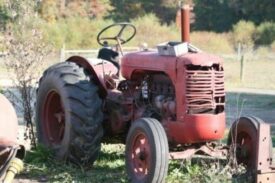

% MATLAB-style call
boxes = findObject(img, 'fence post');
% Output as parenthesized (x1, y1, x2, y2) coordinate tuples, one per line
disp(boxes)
(60, 44, 65, 62)
(240, 54, 245, 82)
(239, 43, 245, 82)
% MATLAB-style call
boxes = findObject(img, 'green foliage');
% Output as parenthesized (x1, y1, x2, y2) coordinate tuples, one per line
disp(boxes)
(42, 17, 113, 49)
(232, 20, 256, 48)
(167, 159, 231, 183)
(25, 144, 53, 164)
(24, 144, 127, 182)
(36, 0, 275, 33)
(41, 14, 181, 49)
(255, 22, 275, 45)
(3, 0, 275, 51)
(0, 3, 10, 31)
(193, 0, 237, 32)
(228, 0, 275, 25)
(39, 0, 59, 23)
(108, 0, 145, 21)
(193, 0, 275, 32)
(109, 0, 178, 24)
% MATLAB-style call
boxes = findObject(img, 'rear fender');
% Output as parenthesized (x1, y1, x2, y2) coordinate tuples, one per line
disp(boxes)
(66, 56, 108, 98)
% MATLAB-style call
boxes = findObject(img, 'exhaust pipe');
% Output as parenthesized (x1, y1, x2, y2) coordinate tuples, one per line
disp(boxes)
(181, 4, 191, 42)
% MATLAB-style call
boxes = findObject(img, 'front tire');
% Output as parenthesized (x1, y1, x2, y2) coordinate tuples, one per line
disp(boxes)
(228, 116, 273, 181)
(126, 118, 169, 183)
(36, 61, 103, 167)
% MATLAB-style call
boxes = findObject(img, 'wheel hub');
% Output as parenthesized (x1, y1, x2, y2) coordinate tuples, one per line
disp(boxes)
(236, 132, 252, 165)
(131, 132, 150, 179)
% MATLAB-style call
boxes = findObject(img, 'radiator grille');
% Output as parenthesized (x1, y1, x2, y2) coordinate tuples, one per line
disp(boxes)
(185, 64, 225, 114)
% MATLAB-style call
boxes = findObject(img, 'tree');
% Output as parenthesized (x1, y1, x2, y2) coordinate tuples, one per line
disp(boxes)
(232, 20, 256, 49)
(193, 0, 237, 32)
(228, 0, 275, 25)
(193, 0, 275, 32)
(39, 0, 59, 23)
(109, 0, 181, 23)
(4, 0, 51, 146)
(108, 0, 145, 21)
(89, 0, 112, 18)
(39, 0, 111, 20)
(0, 1, 10, 31)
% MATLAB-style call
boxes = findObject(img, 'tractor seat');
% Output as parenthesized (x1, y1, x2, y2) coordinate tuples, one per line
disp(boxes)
(97, 48, 120, 70)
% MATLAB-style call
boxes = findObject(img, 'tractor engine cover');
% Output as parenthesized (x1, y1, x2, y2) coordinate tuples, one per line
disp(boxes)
(121, 51, 223, 80)
(0, 94, 18, 147)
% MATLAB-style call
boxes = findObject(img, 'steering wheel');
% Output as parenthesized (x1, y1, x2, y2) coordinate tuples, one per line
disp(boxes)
(97, 22, 136, 47)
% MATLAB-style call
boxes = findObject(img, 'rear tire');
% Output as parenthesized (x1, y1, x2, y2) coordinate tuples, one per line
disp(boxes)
(36, 61, 103, 167)
(125, 118, 169, 183)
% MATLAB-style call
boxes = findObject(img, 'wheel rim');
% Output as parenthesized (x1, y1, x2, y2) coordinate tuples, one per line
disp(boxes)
(130, 131, 151, 180)
(43, 90, 65, 144)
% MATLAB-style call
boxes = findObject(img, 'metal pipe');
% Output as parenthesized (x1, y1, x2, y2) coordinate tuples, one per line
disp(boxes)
(181, 4, 191, 42)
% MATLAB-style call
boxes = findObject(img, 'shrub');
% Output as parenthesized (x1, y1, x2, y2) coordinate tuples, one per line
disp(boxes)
(42, 17, 113, 49)
(255, 22, 275, 46)
(232, 20, 256, 49)
(131, 14, 180, 48)
(0, 32, 4, 51)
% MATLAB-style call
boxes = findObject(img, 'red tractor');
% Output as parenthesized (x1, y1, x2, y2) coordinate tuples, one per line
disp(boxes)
(35, 6, 275, 182)
(0, 94, 25, 182)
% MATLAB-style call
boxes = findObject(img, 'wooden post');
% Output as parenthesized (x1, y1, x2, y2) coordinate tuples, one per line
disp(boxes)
(60, 44, 65, 62)
(240, 54, 245, 82)
(239, 43, 245, 83)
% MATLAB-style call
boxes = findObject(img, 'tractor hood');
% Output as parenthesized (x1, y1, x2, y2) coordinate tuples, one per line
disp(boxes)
(121, 51, 223, 80)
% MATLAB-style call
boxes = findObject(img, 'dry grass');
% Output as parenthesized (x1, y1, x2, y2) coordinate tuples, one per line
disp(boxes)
(223, 54, 275, 90)
(191, 31, 234, 54)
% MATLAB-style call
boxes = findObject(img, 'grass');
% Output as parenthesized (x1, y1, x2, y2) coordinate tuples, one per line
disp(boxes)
(23, 144, 126, 183)
(22, 144, 237, 183)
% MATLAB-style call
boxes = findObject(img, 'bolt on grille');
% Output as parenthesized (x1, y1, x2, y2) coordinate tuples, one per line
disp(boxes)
(185, 64, 225, 114)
